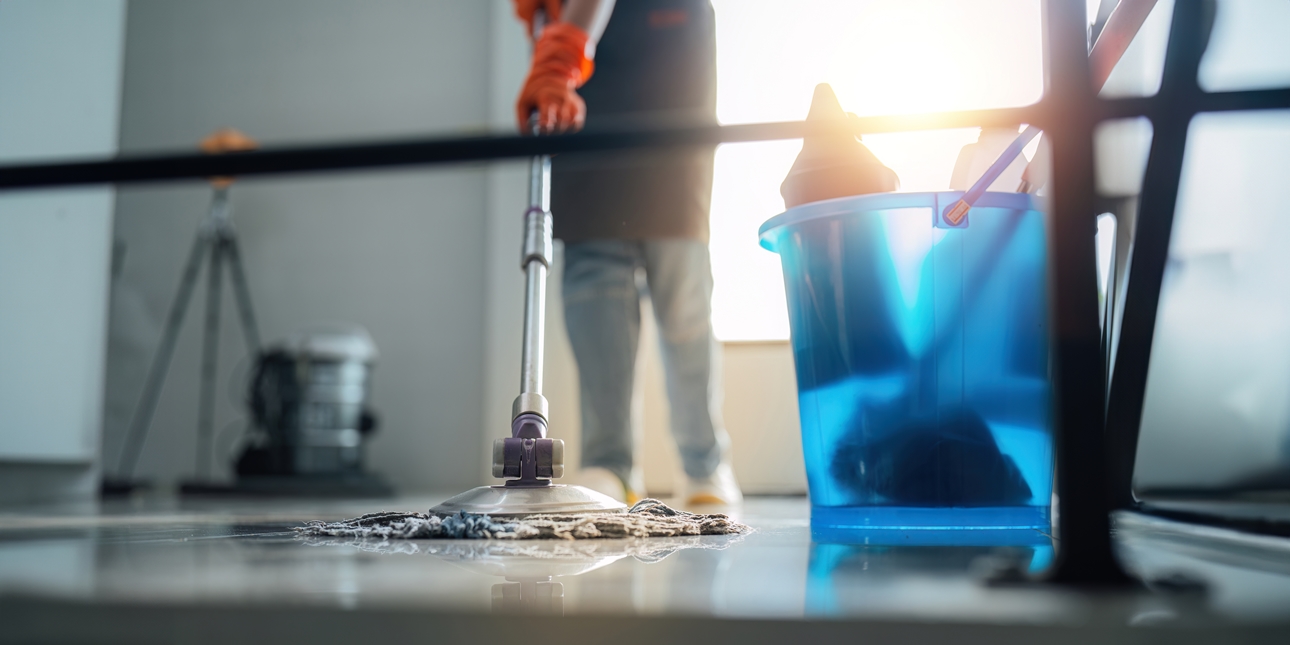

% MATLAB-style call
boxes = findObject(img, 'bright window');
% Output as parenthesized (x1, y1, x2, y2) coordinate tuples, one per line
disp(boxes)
(708, 0, 1046, 341)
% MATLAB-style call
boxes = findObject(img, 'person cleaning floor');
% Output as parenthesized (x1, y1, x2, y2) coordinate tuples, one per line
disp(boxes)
(512, 0, 741, 506)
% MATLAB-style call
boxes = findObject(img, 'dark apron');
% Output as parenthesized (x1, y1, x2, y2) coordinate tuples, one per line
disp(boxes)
(551, 0, 717, 243)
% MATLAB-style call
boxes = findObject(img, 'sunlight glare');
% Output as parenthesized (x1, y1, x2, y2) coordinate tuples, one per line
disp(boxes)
(708, 0, 1045, 341)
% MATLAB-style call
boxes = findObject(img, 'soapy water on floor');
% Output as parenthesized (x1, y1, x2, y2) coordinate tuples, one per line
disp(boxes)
(295, 498, 751, 541)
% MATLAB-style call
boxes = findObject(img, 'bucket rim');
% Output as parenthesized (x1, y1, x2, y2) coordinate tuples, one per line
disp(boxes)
(758, 191, 1045, 252)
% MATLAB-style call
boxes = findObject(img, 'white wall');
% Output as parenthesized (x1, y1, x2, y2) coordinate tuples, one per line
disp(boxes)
(0, 0, 125, 503)
(104, 0, 492, 491)
(1135, 111, 1290, 488)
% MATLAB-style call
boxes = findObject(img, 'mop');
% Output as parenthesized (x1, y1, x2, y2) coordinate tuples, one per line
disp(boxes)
(296, 143, 750, 537)
(297, 498, 750, 541)
(297, 13, 749, 540)
(299, 525, 746, 568)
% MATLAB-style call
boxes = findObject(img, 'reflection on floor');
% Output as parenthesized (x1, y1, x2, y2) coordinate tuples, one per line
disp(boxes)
(0, 496, 1288, 643)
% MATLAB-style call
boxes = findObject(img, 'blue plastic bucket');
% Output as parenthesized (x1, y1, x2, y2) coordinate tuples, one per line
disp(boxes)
(759, 191, 1052, 532)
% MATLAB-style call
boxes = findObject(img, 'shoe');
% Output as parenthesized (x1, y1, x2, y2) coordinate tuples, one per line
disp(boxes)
(681, 462, 743, 506)
(565, 466, 641, 505)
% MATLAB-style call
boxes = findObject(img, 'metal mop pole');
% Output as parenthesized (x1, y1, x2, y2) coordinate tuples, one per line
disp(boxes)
(498, 12, 562, 486)
(499, 115, 563, 487)
(431, 10, 625, 514)
(514, 148, 553, 430)
(431, 11, 632, 514)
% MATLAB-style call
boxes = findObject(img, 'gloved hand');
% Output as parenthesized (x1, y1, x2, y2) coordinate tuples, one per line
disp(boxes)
(512, 0, 562, 38)
(515, 22, 594, 134)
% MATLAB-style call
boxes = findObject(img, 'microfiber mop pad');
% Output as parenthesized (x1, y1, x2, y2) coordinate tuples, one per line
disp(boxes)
(296, 498, 750, 541)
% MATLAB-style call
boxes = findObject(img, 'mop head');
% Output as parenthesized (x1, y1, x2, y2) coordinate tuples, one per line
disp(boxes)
(295, 498, 751, 541)
(298, 531, 744, 563)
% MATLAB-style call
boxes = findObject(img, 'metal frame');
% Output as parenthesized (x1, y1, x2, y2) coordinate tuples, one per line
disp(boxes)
(113, 187, 262, 483)
(4, 0, 1290, 584)
(1104, 0, 1216, 511)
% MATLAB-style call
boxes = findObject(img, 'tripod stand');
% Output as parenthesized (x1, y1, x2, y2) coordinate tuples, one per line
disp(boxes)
(114, 184, 262, 485)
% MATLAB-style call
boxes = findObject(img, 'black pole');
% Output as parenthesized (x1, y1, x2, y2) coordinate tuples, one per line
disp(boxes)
(1042, 0, 1134, 586)
(1, 93, 1287, 192)
(1105, 0, 1217, 510)
(0, 114, 1041, 191)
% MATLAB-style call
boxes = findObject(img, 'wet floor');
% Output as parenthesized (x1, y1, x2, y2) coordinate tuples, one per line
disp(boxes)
(0, 495, 1287, 643)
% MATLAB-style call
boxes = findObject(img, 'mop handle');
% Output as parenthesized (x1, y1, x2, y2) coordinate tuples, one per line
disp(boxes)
(941, 126, 1041, 226)
(517, 144, 552, 403)
(513, 14, 554, 428)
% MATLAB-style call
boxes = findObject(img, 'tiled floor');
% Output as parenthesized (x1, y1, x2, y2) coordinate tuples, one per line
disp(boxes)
(0, 495, 1287, 643)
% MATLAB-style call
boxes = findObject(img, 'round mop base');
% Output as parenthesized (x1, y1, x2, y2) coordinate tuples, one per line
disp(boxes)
(430, 484, 627, 517)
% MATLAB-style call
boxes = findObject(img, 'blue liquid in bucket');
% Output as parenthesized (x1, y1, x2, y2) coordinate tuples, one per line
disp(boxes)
(760, 192, 1052, 531)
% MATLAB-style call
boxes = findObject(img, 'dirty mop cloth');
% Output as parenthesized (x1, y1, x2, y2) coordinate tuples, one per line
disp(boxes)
(296, 498, 750, 541)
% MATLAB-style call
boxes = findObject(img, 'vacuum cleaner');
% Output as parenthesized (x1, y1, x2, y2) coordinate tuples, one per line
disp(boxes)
(431, 54, 626, 516)
(229, 325, 393, 497)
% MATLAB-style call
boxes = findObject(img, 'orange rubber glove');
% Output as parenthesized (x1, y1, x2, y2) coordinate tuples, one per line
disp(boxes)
(512, 0, 562, 38)
(515, 22, 594, 134)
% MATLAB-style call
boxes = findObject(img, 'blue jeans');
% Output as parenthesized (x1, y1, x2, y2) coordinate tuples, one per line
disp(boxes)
(561, 239, 729, 486)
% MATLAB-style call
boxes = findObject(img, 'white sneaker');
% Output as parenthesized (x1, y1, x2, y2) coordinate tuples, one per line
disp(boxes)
(681, 462, 743, 506)
(565, 466, 641, 505)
